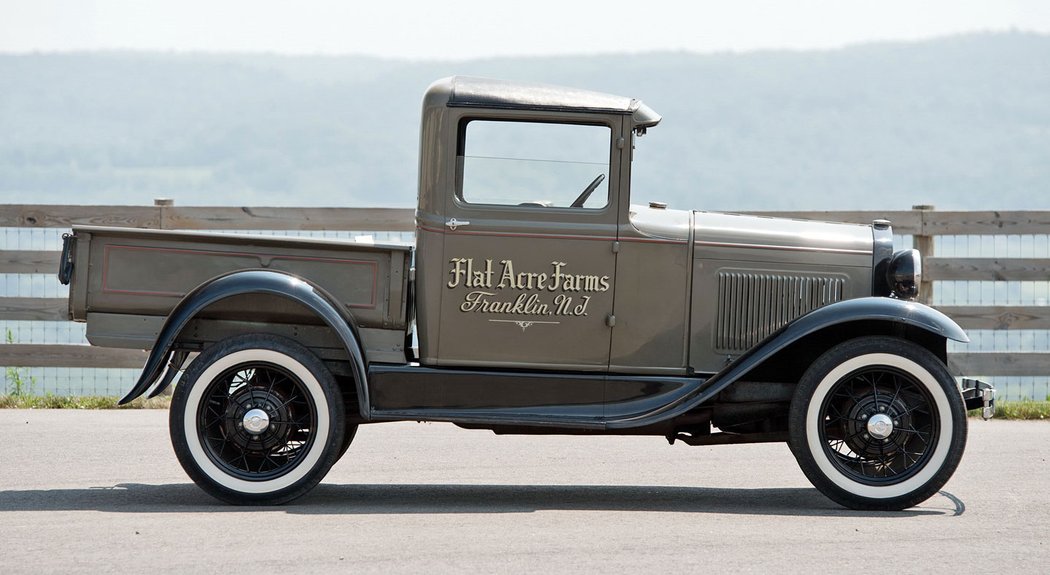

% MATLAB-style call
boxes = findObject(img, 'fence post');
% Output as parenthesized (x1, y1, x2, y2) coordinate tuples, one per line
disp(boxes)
(150, 199, 175, 395)
(154, 198, 173, 230)
(146, 197, 176, 395)
(912, 204, 935, 305)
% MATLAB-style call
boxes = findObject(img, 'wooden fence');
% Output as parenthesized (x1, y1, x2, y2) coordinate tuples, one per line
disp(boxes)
(1, 202, 1048, 391)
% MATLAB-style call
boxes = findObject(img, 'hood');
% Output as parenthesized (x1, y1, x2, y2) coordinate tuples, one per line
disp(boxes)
(629, 206, 875, 259)
(693, 211, 873, 257)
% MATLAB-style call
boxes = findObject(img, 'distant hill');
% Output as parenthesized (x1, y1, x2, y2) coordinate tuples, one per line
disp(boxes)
(1, 32, 1048, 211)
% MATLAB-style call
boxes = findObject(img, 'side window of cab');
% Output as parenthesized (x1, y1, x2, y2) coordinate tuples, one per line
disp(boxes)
(458, 120, 612, 209)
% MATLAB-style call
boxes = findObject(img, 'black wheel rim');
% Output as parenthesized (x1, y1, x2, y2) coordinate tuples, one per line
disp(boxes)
(197, 362, 318, 481)
(818, 366, 939, 486)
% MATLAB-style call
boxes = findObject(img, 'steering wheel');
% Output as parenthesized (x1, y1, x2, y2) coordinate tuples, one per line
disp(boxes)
(570, 173, 606, 208)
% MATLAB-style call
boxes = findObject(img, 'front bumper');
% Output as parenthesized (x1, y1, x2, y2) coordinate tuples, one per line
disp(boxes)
(961, 378, 996, 420)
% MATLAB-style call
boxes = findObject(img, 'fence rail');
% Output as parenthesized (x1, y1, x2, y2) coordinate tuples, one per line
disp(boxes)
(0, 204, 416, 231)
(1, 202, 1048, 397)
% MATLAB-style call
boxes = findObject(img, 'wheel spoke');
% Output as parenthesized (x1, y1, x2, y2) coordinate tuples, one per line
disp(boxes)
(842, 384, 863, 404)
(265, 370, 279, 397)
(887, 377, 903, 408)
(841, 428, 867, 444)
(246, 374, 258, 406)
(272, 392, 303, 413)
(894, 426, 930, 440)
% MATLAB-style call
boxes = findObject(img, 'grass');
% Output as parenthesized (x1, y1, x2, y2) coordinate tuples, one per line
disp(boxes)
(5, 329, 38, 397)
(0, 394, 170, 409)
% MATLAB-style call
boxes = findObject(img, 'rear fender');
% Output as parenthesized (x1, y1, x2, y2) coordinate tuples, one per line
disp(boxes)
(118, 269, 370, 420)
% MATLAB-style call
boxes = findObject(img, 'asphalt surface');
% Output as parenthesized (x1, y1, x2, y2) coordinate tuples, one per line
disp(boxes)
(0, 410, 1046, 573)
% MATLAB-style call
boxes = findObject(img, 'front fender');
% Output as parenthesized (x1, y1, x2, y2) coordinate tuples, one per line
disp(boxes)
(607, 297, 967, 429)
(118, 270, 370, 419)
(702, 297, 967, 389)
(764, 296, 968, 345)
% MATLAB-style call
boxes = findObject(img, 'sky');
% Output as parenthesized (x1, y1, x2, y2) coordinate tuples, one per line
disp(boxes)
(2, 0, 1049, 60)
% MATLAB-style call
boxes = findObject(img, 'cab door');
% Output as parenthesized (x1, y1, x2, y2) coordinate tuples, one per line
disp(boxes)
(435, 114, 623, 372)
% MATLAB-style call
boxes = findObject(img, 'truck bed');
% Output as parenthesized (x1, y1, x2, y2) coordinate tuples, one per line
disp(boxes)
(65, 225, 412, 364)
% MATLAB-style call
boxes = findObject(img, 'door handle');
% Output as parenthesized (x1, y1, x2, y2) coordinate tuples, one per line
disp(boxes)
(446, 218, 470, 231)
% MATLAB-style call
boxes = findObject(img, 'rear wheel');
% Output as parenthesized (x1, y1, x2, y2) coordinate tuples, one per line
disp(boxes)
(788, 336, 967, 510)
(170, 334, 346, 505)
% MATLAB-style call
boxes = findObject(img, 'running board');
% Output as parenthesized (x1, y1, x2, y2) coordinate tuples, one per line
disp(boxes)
(367, 364, 705, 429)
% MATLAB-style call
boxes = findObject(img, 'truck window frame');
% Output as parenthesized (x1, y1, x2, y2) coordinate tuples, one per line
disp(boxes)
(453, 116, 618, 213)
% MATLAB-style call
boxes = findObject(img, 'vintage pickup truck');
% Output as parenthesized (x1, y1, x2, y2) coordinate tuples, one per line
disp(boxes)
(60, 76, 994, 510)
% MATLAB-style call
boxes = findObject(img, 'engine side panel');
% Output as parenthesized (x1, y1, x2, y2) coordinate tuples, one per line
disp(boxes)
(690, 212, 874, 373)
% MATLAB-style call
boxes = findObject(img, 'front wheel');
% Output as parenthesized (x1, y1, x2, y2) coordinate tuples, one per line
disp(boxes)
(170, 334, 346, 505)
(788, 336, 967, 510)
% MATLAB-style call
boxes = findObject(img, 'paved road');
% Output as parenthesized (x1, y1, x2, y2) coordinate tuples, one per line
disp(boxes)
(0, 410, 1047, 573)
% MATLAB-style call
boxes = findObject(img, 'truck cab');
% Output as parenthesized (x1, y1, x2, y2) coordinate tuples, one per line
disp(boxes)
(415, 77, 677, 376)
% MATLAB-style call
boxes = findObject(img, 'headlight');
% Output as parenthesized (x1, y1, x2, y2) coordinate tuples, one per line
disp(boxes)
(887, 249, 922, 300)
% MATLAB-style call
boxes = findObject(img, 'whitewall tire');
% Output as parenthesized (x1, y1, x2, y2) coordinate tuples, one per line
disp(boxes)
(788, 336, 967, 510)
(170, 334, 346, 505)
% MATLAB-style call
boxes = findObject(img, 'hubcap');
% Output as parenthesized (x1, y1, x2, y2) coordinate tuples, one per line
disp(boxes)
(866, 413, 894, 439)
(242, 408, 270, 434)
